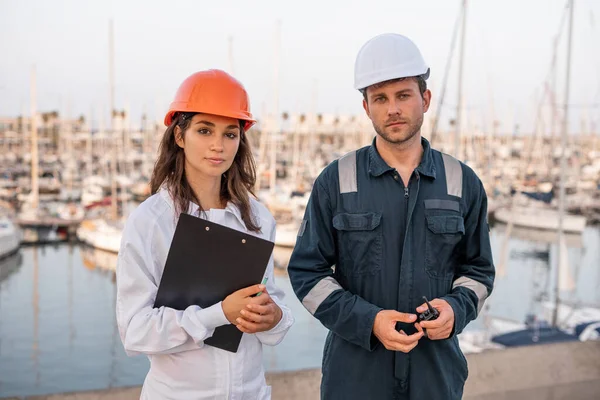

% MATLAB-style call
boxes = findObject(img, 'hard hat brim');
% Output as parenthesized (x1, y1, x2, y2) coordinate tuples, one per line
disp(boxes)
(164, 106, 256, 131)
(354, 67, 430, 91)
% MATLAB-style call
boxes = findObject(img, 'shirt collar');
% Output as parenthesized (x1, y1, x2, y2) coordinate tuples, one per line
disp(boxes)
(368, 137, 394, 177)
(367, 136, 436, 179)
(160, 188, 247, 228)
(416, 137, 436, 179)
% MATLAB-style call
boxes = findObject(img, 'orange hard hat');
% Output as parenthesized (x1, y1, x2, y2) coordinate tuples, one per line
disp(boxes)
(164, 69, 256, 130)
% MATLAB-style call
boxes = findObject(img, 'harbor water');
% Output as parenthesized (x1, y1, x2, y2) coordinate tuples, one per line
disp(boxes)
(0, 225, 599, 398)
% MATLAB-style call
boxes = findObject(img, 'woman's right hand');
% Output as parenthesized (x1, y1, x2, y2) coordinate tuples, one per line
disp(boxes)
(222, 284, 265, 324)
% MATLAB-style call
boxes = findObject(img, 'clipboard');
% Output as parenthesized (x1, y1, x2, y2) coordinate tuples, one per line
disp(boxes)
(154, 212, 275, 353)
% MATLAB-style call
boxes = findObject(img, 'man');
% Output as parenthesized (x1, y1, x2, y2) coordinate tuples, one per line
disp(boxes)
(288, 33, 495, 400)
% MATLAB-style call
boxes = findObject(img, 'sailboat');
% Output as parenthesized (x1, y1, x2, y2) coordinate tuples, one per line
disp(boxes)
(0, 215, 20, 259)
(0, 250, 22, 284)
(16, 67, 84, 244)
(253, 22, 307, 249)
(75, 119, 125, 254)
(494, 205, 586, 234)
(491, 0, 598, 348)
(458, 0, 600, 353)
(76, 20, 128, 255)
(492, 1, 588, 237)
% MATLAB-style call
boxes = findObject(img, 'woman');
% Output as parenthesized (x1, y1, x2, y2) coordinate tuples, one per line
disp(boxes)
(116, 69, 294, 399)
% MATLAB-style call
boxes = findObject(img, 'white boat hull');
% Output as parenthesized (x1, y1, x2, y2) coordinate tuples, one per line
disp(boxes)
(76, 219, 122, 254)
(494, 207, 586, 233)
(0, 217, 20, 259)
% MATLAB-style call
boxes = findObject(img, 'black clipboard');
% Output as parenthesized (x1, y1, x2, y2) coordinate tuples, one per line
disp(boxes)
(153, 213, 275, 353)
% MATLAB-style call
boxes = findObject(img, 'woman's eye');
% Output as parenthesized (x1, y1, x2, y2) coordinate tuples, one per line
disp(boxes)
(198, 129, 211, 135)
(226, 132, 238, 139)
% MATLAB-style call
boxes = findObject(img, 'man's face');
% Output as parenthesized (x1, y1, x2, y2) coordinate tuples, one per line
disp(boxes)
(363, 78, 431, 146)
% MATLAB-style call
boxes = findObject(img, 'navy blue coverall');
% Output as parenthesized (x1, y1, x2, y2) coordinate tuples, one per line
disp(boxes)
(288, 137, 495, 399)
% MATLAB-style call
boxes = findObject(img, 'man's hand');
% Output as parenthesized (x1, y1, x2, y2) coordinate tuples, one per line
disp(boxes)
(235, 289, 282, 334)
(416, 299, 455, 340)
(373, 310, 424, 353)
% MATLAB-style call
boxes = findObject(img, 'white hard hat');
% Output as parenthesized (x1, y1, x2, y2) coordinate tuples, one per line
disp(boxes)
(354, 33, 430, 91)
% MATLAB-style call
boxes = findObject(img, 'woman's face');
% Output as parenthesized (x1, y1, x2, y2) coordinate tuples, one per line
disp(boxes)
(175, 113, 241, 180)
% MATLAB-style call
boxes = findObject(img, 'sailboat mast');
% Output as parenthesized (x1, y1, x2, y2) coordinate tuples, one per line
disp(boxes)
(455, 0, 467, 159)
(109, 19, 115, 130)
(87, 108, 93, 177)
(553, 0, 574, 327)
(109, 19, 118, 220)
(429, 2, 463, 147)
(65, 101, 74, 198)
(269, 21, 281, 197)
(30, 66, 39, 210)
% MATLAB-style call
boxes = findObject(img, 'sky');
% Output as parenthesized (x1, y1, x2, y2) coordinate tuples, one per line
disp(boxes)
(1, 0, 599, 134)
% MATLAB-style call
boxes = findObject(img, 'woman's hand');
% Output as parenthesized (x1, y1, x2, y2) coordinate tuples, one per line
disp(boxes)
(221, 284, 265, 324)
(235, 289, 282, 333)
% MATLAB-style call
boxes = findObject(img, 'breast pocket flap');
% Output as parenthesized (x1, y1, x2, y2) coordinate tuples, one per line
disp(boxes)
(426, 215, 465, 235)
(333, 212, 381, 231)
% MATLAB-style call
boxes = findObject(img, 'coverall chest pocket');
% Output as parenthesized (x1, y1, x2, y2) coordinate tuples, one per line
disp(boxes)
(333, 212, 382, 275)
(425, 213, 465, 279)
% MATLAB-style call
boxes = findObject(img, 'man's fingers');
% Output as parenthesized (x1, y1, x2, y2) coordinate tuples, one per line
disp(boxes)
(417, 298, 447, 313)
(402, 340, 419, 353)
(428, 299, 446, 307)
(388, 329, 423, 345)
(383, 339, 420, 353)
(391, 311, 417, 323)
(419, 317, 446, 329)
(414, 323, 424, 334)
(426, 327, 452, 340)
(426, 330, 442, 340)
(420, 309, 452, 329)
(427, 330, 441, 340)
(378, 327, 423, 352)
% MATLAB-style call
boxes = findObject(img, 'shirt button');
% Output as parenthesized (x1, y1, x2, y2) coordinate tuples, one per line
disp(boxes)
(394, 175, 399, 180)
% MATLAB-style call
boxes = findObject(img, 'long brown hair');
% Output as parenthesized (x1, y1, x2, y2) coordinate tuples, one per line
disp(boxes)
(150, 112, 261, 232)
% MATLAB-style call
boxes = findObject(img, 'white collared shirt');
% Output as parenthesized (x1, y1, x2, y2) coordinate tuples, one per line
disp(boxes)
(116, 189, 294, 400)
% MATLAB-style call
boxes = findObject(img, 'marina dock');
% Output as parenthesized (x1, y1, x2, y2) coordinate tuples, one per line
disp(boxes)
(1, 341, 598, 400)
